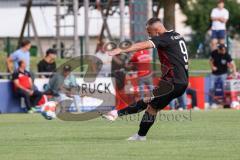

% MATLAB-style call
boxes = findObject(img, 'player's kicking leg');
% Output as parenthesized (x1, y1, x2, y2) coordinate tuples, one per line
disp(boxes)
(102, 97, 157, 141)
(103, 100, 157, 141)
(102, 98, 150, 121)
(103, 83, 187, 141)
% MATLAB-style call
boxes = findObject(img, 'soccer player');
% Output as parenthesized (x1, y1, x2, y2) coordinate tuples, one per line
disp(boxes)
(103, 18, 189, 141)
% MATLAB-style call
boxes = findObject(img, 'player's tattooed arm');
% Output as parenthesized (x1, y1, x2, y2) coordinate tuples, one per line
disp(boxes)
(107, 41, 153, 56)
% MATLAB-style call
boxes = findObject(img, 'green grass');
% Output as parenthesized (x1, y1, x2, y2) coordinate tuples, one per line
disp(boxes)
(189, 59, 210, 71)
(0, 110, 240, 160)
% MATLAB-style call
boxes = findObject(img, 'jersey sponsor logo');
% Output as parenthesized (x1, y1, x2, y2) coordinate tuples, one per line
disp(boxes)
(171, 35, 183, 40)
(221, 59, 227, 65)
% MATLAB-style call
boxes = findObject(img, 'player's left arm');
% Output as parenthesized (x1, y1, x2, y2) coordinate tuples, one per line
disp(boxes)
(107, 41, 153, 56)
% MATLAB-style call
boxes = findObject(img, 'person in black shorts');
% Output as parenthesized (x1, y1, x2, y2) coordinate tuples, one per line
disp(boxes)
(103, 18, 189, 141)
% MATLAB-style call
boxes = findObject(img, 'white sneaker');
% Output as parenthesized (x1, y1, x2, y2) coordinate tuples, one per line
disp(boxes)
(193, 107, 200, 111)
(211, 103, 218, 109)
(102, 110, 118, 121)
(127, 134, 146, 141)
(178, 108, 184, 111)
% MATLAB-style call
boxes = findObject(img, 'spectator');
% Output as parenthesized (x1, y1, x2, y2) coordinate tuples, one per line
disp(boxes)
(46, 65, 77, 97)
(209, 44, 236, 108)
(186, 87, 199, 110)
(45, 65, 81, 111)
(7, 39, 31, 73)
(112, 54, 128, 91)
(169, 92, 187, 110)
(170, 84, 199, 110)
(94, 45, 112, 77)
(210, 0, 229, 50)
(128, 49, 154, 99)
(12, 60, 42, 112)
(37, 48, 57, 78)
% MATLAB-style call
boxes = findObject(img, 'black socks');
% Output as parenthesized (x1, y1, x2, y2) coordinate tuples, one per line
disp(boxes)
(117, 100, 156, 137)
(117, 100, 148, 116)
(138, 112, 156, 136)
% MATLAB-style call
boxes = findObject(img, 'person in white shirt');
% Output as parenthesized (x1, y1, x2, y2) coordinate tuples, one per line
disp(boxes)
(210, 0, 229, 50)
(94, 44, 112, 77)
(95, 51, 112, 77)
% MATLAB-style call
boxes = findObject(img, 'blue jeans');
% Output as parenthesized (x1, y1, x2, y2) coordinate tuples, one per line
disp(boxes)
(169, 91, 187, 109)
(209, 73, 227, 105)
(138, 74, 154, 99)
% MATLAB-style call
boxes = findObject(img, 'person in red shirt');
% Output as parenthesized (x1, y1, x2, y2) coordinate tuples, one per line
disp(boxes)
(12, 60, 42, 111)
(129, 49, 154, 99)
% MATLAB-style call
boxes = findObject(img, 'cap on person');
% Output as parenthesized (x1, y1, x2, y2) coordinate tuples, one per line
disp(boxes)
(63, 65, 71, 72)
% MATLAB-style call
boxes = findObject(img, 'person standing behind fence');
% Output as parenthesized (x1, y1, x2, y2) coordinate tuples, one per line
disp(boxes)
(7, 39, 31, 73)
(129, 49, 154, 99)
(210, 0, 229, 50)
(37, 48, 57, 78)
(209, 44, 236, 108)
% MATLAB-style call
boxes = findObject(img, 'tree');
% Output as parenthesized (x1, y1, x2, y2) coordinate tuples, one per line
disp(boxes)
(163, 0, 176, 30)
(179, 0, 240, 56)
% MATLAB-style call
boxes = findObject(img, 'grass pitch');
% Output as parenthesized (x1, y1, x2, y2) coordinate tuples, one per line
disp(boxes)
(0, 110, 239, 160)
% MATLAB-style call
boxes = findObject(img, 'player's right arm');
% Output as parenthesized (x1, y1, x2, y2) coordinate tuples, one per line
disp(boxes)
(107, 41, 153, 56)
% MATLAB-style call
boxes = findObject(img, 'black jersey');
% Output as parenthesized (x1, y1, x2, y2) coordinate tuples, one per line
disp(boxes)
(149, 30, 189, 84)
(38, 59, 56, 73)
(210, 50, 232, 75)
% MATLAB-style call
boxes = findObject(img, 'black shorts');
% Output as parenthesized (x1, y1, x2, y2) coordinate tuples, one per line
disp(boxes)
(149, 81, 188, 110)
